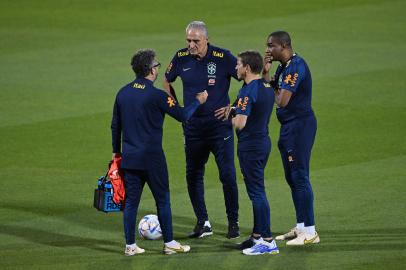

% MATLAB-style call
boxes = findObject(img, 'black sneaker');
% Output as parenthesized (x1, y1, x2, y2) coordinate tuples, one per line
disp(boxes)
(188, 222, 213, 238)
(226, 222, 240, 239)
(237, 235, 258, 250)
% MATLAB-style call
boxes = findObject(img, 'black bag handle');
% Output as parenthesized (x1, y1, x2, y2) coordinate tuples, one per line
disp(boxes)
(100, 160, 113, 184)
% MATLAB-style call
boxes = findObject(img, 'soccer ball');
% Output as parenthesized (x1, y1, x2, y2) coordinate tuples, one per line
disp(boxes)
(138, 214, 162, 240)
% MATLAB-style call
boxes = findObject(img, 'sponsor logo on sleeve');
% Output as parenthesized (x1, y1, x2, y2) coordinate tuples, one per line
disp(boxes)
(283, 73, 299, 87)
(237, 97, 249, 111)
(167, 96, 176, 107)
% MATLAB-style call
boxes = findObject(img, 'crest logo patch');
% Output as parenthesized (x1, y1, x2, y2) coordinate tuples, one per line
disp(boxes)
(207, 62, 216, 75)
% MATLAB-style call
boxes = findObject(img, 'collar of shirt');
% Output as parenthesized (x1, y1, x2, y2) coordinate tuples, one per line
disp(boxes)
(193, 43, 214, 61)
(134, 77, 154, 86)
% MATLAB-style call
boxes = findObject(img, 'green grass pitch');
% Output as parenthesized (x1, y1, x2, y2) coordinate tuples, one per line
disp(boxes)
(0, 0, 405, 269)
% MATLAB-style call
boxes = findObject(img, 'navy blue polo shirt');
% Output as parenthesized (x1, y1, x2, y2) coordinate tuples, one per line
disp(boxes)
(111, 77, 200, 169)
(165, 44, 238, 119)
(235, 79, 275, 151)
(274, 54, 314, 124)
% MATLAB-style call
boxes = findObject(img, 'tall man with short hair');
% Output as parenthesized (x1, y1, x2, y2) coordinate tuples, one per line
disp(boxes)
(217, 50, 279, 255)
(111, 49, 208, 255)
(263, 31, 320, 245)
(164, 21, 240, 239)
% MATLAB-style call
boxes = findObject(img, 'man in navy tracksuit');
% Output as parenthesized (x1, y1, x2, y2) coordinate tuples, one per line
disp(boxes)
(164, 21, 239, 238)
(220, 50, 279, 255)
(263, 31, 320, 245)
(111, 49, 208, 255)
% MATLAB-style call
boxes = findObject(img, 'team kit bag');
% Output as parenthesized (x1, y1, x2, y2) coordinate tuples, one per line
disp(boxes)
(93, 158, 125, 213)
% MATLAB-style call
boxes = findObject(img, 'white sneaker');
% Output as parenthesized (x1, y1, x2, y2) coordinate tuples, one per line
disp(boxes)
(275, 227, 302, 241)
(242, 239, 279, 256)
(286, 232, 320, 246)
(124, 244, 145, 256)
(163, 241, 191, 255)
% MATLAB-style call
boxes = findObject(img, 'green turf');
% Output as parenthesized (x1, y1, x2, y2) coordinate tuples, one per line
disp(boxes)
(1, 0, 405, 269)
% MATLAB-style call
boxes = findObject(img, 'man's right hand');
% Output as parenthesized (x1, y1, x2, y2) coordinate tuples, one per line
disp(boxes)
(263, 51, 273, 75)
(196, 90, 208, 104)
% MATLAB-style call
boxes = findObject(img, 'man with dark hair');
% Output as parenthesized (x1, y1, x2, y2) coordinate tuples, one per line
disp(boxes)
(163, 21, 240, 239)
(263, 31, 320, 245)
(111, 49, 208, 255)
(216, 50, 278, 255)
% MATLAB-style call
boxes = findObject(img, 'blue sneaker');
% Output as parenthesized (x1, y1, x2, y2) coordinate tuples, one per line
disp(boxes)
(242, 239, 279, 255)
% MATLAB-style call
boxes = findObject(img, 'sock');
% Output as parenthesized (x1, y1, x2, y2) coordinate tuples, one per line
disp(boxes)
(126, 243, 136, 248)
(305, 225, 316, 235)
(296, 223, 305, 230)
(165, 240, 179, 248)
(204, 220, 211, 227)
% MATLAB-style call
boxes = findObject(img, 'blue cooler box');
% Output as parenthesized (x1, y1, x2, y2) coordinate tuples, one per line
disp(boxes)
(94, 176, 123, 212)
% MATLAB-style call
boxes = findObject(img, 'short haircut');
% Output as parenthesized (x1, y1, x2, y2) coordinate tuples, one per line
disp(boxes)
(186, 21, 208, 37)
(269, 31, 292, 48)
(131, 49, 156, 78)
(238, 50, 264, 74)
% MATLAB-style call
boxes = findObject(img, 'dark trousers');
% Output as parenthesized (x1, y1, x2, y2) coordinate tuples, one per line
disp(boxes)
(122, 161, 173, 244)
(238, 145, 272, 238)
(185, 131, 239, 224)
(278, 115, 317, 227)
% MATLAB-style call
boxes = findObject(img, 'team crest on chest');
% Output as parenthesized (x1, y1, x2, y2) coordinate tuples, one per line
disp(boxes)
(207, 62, 216, 75)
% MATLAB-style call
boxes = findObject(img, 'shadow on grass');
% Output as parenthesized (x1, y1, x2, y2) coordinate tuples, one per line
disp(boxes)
(1, 201, 122, 232)
(9, 202, 405, 254)
(1, 200, 241, 253)
(0, 224, 120, 254)
(1, 200, 237, 236)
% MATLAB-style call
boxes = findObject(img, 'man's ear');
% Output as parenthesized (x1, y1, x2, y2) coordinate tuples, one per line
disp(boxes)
(246, 64, 252, 74)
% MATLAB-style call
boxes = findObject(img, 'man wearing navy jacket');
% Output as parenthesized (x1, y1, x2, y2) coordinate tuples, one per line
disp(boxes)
(111, 49, 208, 256)
(164, 21, 240, 239)
(263, 31, 320, 246)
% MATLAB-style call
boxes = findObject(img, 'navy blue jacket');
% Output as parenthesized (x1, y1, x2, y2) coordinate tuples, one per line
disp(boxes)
(111, 77, 200, 169)
(165, 44, 239, 139)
